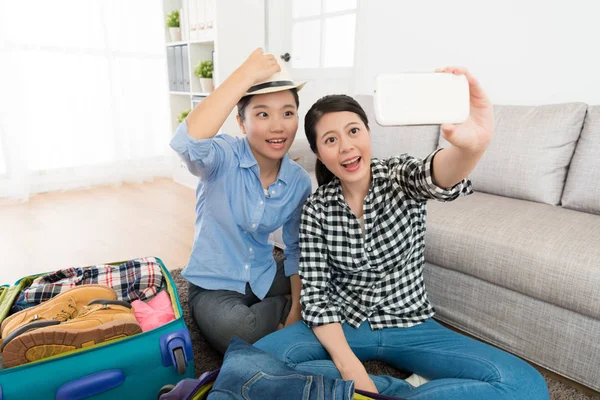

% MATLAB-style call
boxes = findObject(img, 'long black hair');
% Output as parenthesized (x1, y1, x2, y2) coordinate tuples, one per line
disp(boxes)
(304, 95, 370, 186)
(237, 88, 300, 122)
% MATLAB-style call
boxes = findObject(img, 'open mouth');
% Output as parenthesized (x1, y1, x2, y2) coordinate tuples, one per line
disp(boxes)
(266, 138, 287, 149)
(341, 156, 361, 172)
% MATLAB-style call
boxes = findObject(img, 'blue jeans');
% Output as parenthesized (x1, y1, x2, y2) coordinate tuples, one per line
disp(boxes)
(254, 318, 549, 399)
(208, 337, 355, 400)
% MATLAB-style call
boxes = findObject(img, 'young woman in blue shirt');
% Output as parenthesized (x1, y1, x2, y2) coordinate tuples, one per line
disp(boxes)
(170, 49, 312, 354)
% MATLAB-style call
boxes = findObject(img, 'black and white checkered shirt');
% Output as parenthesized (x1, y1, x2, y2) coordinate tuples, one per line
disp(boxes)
(300, 150, 473, 329)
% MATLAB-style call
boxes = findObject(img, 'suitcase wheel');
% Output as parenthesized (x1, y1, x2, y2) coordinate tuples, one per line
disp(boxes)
(173, 347, 186, 375)
(157, 384, 175, 398)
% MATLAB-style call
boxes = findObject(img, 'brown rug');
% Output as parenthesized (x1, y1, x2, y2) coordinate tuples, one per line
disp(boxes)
(171, 269, 598, 399)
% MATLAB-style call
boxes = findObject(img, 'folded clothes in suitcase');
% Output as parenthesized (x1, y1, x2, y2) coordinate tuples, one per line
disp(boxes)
(0, 257, 195, 400)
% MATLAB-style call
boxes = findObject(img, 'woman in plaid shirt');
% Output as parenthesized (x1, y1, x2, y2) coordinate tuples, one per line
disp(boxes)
(255, 67, 549, 399)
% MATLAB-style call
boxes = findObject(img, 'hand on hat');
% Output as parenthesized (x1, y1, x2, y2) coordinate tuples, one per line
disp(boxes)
(241, 48, 281, 88)
(435, 66, 494, 153)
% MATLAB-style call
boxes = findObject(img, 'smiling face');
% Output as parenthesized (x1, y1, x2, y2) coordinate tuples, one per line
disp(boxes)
(315, 111, 372, 186)
(237, 90, 298, 165)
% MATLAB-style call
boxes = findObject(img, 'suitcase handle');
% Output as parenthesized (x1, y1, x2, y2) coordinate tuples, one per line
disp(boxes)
(55, 369, 125, 400)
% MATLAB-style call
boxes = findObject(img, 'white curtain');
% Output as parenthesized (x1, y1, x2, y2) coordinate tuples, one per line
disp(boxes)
(0, 0, 172, 200)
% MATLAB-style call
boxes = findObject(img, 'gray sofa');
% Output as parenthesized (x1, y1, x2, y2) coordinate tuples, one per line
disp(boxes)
(286, 96, 600, 392)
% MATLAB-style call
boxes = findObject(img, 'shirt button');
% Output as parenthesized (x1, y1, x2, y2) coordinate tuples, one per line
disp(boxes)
(244, 265, 249, 270)
(368, 247, 372, 251)
(259, 200, 264, 206)
(271, 190, 275, 195)
(324, 202, 328, 207)
(252, 223, 256, 228)
(249, 248, 253, 252)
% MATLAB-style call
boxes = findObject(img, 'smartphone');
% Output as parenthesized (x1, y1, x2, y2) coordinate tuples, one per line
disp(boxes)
(373, 72, 470, 126)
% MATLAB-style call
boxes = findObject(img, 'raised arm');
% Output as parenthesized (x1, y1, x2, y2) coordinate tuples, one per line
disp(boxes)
(432, 67, 494, 188)
(185, 48, 280, 140)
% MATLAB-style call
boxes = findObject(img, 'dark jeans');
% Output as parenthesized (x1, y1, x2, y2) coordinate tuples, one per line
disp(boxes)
(188, 258, 291, 354)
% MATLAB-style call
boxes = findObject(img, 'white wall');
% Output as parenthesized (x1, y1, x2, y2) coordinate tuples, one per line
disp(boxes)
(353, 0, 600, 105)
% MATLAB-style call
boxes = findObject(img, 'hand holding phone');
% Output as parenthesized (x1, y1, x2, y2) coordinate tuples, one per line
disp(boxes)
(373, 72, 470, 126)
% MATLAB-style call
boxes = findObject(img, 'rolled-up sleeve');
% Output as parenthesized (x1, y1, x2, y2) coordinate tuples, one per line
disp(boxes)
(299, 199, 342, 327)
(389, 149, 473, 202)
(169, 120, 233, 179)
(281, 177, 312, 277)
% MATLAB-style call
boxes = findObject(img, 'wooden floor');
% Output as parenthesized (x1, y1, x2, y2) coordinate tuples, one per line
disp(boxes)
(0, 179, 196, 284)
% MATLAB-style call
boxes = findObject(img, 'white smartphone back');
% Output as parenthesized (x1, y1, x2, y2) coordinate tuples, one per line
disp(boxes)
(373, 73, 470, 126)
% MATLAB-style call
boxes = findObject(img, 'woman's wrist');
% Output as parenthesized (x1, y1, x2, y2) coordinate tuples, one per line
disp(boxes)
(332, 351, 362, 375)
(232, 64, 260, 90)
(337, 357, 366, 380)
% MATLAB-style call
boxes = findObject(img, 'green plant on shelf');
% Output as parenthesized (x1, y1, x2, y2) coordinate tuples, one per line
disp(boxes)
(165, 10, 180, 28)
(177, 109, 190, 123)
(194, 60, 213, 79)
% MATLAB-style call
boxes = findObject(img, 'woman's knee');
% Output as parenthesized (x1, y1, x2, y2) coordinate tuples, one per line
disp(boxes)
(255, 322, 321, 364)
(510, 363, 549, 400)
(495, 358, 549, 400)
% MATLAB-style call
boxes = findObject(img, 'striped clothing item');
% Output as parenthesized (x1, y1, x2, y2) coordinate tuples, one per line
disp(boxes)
(300, 151, 472, 329)
(22, 257, 164, 304)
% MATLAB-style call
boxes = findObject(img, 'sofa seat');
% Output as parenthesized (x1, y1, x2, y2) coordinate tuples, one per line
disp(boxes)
(425, 192, 600, 321)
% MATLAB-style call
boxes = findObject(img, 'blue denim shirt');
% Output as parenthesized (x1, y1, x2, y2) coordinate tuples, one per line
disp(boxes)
(170, 121, 312, 299)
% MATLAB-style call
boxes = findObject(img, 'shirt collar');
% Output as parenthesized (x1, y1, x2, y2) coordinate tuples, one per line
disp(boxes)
(239, 136, 258, 168)
(239, 136, 292, 185)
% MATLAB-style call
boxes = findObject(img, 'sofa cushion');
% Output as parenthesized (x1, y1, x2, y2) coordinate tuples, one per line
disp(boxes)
(561, 106, 600, 215)
(439, 103, 587, 205)
(355, 95, 440, 160)
(425, 192, 600, 320)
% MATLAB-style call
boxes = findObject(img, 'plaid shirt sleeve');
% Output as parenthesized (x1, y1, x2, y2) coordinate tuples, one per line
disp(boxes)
(389, 149, 473, 202)
(299, 198, 343, 327)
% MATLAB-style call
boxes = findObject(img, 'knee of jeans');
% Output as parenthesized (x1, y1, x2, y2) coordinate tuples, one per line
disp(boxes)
(515, 366, 549, 399)
(253, 334, 281, 361)
(254, 333, 308, 367)
(500, 362, 549, 399)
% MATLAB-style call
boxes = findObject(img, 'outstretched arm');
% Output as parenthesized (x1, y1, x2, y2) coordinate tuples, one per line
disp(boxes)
(432, 67, 494, 188)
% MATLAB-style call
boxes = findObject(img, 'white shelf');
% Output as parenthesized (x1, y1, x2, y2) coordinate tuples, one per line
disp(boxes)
(166, 38, 214, 47)
(164, 0, 264, 188)
(166, 41, 188, 47)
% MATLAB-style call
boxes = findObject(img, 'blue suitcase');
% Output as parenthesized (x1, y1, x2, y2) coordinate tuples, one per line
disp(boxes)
(0, 257, 195, 400)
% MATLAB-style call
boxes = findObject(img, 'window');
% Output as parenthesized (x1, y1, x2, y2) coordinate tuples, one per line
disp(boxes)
(291, 0, 357, 69)
(0, 0, 170, 198)
(0, 140, 6, 176)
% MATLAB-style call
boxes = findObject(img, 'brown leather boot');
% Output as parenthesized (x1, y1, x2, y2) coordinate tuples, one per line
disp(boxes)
(2, 299, 141, 368)
(1, 285, 117, 340)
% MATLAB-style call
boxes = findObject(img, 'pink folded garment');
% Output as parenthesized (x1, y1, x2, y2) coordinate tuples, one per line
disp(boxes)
(132, 290, 176, 332)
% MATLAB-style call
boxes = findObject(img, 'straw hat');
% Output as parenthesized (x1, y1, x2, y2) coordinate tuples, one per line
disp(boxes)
(243, 54, 306, 96)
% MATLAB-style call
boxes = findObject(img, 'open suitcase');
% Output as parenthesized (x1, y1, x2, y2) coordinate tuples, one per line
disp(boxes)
(0, 257, 195, 400)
